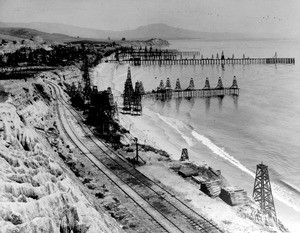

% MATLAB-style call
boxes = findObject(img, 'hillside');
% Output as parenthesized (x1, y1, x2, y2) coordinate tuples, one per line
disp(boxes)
(0, 27, 78, 43)
(0, 22, 249, 40)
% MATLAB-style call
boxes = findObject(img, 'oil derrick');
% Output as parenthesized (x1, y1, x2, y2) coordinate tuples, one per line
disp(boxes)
(175, 78, 182, 91)
(187, 78, 195, 90)
(138, 81, 145, 94)
(203, 77, 210, 89)
(134, 82, 141, 94)
(158, 80, 164, 91)
(221, 51, 225, 60)
(82, 56, 91, 101)
(253, 163, 277, 222)
(230, 76, 238, 89)
(132, 81, 142, 115)
(201, 54, 204, 59)
(89, 85, 116, 132)
(211, 54, 214, 59)
(232, 54, 235, 59)
(216, 53, 219, 59)
(180, 148, 189, 161)
(215, 77, 224, 89)
(123, 66, 134, 113)
(165, 77, 171, 90)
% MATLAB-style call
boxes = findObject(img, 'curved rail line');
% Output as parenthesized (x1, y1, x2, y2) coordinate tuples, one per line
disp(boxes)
(46, 80, 224, 233)
(47, 82, 174, 233)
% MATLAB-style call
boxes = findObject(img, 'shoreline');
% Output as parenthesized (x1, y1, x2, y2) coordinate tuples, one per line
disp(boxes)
(91, 62, 290, 232)
(0, 64, 287, 232)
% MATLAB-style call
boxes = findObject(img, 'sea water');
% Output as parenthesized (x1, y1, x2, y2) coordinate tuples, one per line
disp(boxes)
(93, 38, 300, 232)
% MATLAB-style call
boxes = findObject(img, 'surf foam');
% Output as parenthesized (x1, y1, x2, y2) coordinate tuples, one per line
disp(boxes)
(191, 129, 300, 213)
(156, 113, 195, 147)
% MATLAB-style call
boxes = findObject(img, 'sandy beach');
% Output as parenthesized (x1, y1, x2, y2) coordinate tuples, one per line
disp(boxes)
(91, 62, 287, 232)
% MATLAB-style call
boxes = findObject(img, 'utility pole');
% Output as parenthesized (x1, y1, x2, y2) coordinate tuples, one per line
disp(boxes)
(134, 137, 139, 164)
(253, 162, 277, 222)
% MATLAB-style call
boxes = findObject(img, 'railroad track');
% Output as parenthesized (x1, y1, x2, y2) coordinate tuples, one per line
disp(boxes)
(46, 80, 224, 233)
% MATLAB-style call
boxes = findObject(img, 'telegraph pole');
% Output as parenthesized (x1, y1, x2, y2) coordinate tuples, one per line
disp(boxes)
(134, 137, 139, 164)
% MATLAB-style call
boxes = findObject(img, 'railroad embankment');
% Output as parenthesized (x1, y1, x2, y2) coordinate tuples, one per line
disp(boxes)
(0, 69, 125, 232)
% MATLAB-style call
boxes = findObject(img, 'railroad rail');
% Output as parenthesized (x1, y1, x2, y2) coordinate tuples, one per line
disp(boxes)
(46, 80, 224, 233)
(0, 66, 57, 79)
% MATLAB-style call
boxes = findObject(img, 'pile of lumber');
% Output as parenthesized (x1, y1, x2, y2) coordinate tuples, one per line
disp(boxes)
(178, 166, 198, 178)
(200, 179, 221, 198)
(219, 186, 248, 206)
(191, 176, 207, 184)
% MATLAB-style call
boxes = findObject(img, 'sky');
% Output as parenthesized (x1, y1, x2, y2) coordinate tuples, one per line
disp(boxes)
(0, 0, 300, 37)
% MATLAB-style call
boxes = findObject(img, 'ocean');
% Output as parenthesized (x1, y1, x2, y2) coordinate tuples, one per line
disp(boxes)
(92, 38, 300, 232)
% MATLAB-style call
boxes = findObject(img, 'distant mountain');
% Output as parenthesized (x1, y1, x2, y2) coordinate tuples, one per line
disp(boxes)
(0, 27, 78, 42)
(0, 22, 248, 40)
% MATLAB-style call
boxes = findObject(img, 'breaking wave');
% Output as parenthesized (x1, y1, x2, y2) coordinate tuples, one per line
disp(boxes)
(191, 129, 300, 213)
(150, 112, 300, 213)
(155, 113, 195, 147)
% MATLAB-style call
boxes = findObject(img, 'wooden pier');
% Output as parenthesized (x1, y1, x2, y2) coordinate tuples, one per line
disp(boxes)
(144, 88, 239, 100)
(110, 57, 295, 66)
(143, 76, 239, 100)
(112, 48, 295, 66)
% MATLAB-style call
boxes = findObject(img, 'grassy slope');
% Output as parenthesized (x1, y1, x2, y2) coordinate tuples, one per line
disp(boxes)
(0, 27, 79, 43)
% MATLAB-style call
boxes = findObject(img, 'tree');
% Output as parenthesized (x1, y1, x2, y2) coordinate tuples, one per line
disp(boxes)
(121, 37, 126, 41)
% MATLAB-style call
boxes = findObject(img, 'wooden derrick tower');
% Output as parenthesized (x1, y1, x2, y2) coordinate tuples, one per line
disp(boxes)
(187, 78, 195, 90)
(215, 77, 224, 89)
(203, 77, 210, 89)
(122, 66, 143, 115)
(253, 163, 277, 222)
(165, 77, 171, 90)
(132, 81, 142, 115)
(123, 66, 134, 113)
(230, 76, 239, 89)
(175, 78, 182, 91)
(221, 51, 225, 60)
(140, 81, 145, 94)
(134, 81, 145, 94)
(89, 85, 116, 134)
(158, 80, 164, 91)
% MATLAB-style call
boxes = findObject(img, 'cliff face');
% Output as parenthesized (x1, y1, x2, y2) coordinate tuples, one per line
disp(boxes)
(0, 69, 124, 232)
